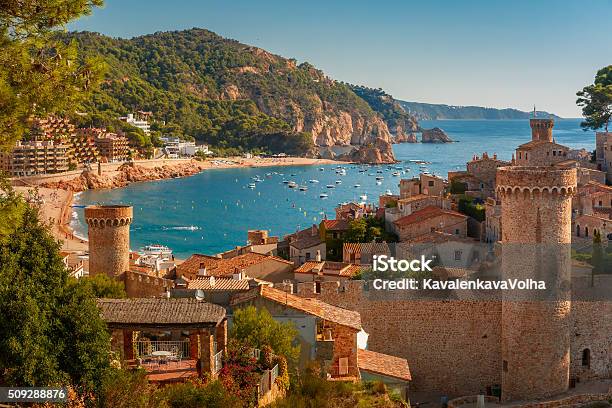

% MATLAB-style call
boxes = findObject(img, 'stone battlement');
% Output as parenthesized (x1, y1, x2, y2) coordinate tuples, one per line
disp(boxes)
(496, 166, 577, 195)
(84, 205, 133, 228)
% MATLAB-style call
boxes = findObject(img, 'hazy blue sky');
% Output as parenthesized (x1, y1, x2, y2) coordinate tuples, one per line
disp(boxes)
(69, 0, 612, 117)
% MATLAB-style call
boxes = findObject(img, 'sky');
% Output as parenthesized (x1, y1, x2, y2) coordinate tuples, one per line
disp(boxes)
(68, 0, 612, 118)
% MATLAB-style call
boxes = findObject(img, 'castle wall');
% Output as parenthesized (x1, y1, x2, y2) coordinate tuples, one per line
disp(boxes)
(124, 270, 174, 298)
(291, 281, 503, 396)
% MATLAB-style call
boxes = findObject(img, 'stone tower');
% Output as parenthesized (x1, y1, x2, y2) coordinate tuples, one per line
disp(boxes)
(530, 118, 554, 142)
(496, 166, 576, 401)
(84, 205, 133, 277)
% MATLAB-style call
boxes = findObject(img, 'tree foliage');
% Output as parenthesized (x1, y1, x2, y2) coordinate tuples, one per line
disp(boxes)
(0, 0, 105, 150)
(577, 65, 612, 132)
(231, 305, 300, 364)
(0, 183, 111, 390)
(345, 217, 397, 243)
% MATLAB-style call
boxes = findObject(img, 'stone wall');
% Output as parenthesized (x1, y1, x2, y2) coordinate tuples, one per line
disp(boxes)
(124, 270, 174, 297)
(291, 281, 502, 396)
(282, 279, 612, 398)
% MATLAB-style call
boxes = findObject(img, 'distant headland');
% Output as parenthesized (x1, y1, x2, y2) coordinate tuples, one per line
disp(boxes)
(399, 100, 562, 120)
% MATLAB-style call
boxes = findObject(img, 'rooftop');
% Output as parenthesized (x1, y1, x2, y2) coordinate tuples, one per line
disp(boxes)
(187, 277, 250, 291)
(393, 206, 467, 228)
(178, 252, 292, 277)
(294, 261, 363, 278)
(286, 225, 323, 250)
(357, 348, 412, 382)
(321, 219, 350, 231)
(97, 298, 226, 326)
(231, 286, 362, 331)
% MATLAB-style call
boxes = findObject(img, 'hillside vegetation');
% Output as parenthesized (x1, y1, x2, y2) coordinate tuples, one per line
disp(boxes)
(61, 29, 413, 157)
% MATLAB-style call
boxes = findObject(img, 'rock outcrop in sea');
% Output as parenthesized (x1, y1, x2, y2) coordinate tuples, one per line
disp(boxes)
(421, 127, 453, 143)
(339, 138, 396, 164)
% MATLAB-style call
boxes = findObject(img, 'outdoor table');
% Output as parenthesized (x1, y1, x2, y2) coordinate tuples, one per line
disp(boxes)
(151, 350, 173, 365)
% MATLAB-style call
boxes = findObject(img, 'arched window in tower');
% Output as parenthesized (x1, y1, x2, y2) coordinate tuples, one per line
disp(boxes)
(576, 225, 581, 237)
(585, 226, 589, 237)
(582, 348, 591, 369)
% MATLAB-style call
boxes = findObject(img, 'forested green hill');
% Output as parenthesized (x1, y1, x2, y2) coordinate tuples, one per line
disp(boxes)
(62, 29, 406, 155)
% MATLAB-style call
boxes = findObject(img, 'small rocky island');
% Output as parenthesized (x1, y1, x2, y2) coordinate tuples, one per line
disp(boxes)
(421, 127, 454, 143)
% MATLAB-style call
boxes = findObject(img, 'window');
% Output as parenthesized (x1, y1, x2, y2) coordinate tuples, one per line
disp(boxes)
(455, 229, 460, 235)
(428, 180, 434, 187)
(525, 153, 528, 160)
(454, 250, 462, 261)
(305, 252, 311, 260)
(553, 151, 557, 156)
(598, 201, 602, 207)
(503, 360, 508, 372)
(582, 349, 591, 368)
(315, 281, 321, 294)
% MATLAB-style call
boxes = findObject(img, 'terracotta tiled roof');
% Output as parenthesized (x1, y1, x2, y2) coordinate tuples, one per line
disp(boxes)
(343, 242, 392, 256)
(357, 348, 411, 381)
(393, 206, 467, 228)
(187, 277, 250, 291)
(97, 298, 225, 325)
(294, 261, 324, 274)
(286, 226, 323, 250)
(322, 219, 350, 231)
(294, 261, 363, 278)
(231, 286, 362, 330)
(517, 140, 567, 151)
(178, 252, 292, 278)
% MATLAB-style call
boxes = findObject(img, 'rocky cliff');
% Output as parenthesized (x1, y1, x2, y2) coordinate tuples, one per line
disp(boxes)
(421, 127, 453, 143)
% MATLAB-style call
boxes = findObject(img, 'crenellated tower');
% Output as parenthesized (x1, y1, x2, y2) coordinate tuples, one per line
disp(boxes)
(84, 205, 133, 277)
(496, 166, 576, 401)
(529, 118, 554, 142)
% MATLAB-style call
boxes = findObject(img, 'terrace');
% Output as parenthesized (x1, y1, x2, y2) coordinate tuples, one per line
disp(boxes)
(97, 298, 227, 383)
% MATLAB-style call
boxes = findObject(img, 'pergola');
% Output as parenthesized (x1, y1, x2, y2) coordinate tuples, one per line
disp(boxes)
(97, 298, 227, 379)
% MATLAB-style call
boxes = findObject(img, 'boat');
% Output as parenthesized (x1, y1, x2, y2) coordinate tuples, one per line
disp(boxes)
(354, 184, 360, 188)
(326, 184, 335, 189)
(319, 193, 329, 198)
(248, 183, 256, 189)
(335, 180, 342, 184)
(376, 176, 384, 181)
(385, 189, 393, 196)
(251, 176, 263, 182)
(392, 171, 401, 176)
(299, 186, 308, 191)
(282, 180, 290, 184)
(376, 170, 383, 174)
(336, 168, 347, 175)
(376, 181, 382, 185)
(359, 194, 368, 201)
(319, 168, 325, 171)
(309, 179, 320, 183)
(288, 181, 298, 188)
(142, 244, 172, 257)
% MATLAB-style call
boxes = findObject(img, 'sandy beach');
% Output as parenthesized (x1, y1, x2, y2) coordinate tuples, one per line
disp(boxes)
(13, 156, 344, 254)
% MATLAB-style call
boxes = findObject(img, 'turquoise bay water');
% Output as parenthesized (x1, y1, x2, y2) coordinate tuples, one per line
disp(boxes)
(72, 119, 594, 258)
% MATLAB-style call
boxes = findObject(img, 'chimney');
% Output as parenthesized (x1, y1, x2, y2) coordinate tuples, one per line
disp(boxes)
(316, 250, 322, 262)
(198, 262, 207, 277)
(311, 224, 317, 236)
(209, 276, 215, 287)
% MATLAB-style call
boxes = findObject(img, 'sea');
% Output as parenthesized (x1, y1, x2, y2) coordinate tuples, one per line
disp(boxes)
(71, 119, 595, 258)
